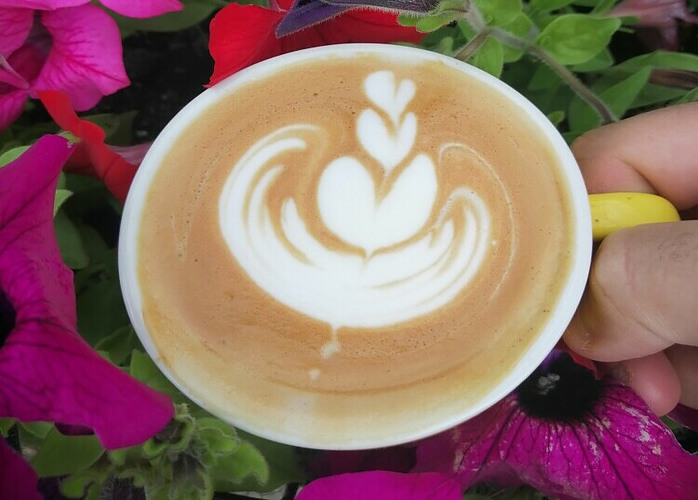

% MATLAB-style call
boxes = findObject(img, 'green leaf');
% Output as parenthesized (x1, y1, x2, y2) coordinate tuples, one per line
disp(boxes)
(31, 427, 104, 477)
(94, 325, 142, 366)
(500, 12, 534, 63)
(612, 51, 698, 73)
(528, 0, 573, 12)
(85, 112, 137, 146)
(197, 417, 239, 454)
(54, 189, 73, 216)
(54, 211, 89, 269)
(589, 0, 616, 15)
(568, 66, 652, 132)
(227, 432, 306, 492)
(470, 37, 504, 77)
(536, 14, 621, 65)
(416, 13, 456, 32)
(527, 63, 560, 91)
(474, 0, 522, 26)
(60, 474, 94, 499)
(130, 350, 186, 402)
(398, 13, 420, 27)
(20, 421, 54, 439)
(0, 145, 30, 167)
(0, 419, 14, 437)
(571, 47, 614, 72)
(675, 86, 698, 104)
(113, 0, 220, 33)
(76, 274, 130, 345)
(631, 84, 687, 108)
(210, 441, 269, 492)
(547, 110, 565, 126)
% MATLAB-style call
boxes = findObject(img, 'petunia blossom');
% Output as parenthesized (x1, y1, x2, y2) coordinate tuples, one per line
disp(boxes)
(610, 0, 698, 49)
(414, 350, 698, 499)
(39, 90, 142, 203)
(0, 5, 128, 130)
(296, 471, 462, 500)
(0, 0, 182, 20)
(0, 135, 174, 495)
(207, 0, 426, 86)
(0, 0, 182, 131)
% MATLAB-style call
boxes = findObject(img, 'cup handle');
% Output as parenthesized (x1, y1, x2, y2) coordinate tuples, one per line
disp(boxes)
(589, 192, 680, 241)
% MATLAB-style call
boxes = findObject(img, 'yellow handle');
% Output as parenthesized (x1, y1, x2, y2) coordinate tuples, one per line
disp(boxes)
(589, 193, 680, 241)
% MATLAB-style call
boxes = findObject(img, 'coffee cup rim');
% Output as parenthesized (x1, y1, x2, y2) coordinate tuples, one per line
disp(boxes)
(119, 43, 593, 449)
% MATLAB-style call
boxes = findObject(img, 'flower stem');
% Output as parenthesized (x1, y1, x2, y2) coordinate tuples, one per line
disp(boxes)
(456, 1, 616, 125)
(528, 45, 616, 124)
(455, 29, 491, 62)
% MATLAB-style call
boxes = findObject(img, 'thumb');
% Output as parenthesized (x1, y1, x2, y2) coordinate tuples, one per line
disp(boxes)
(564, 220, 698, 362)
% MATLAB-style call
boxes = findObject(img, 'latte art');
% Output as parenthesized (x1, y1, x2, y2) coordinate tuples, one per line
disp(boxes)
(128, 47, 579, 449)
(219, 72, 505, 339)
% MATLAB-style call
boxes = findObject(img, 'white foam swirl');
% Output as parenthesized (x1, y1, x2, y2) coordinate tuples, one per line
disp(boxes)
(218, 72, 494, 330)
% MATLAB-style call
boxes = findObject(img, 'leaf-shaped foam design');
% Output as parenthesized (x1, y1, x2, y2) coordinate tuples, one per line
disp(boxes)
(317, 153, 437, 254)
(364, 70, 415, 124)
(357, 109, 416, 173)
(357, 71, 417, 173)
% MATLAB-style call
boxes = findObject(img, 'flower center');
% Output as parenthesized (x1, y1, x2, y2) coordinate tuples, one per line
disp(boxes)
(516, 352, 605, 422)
(0, 288, 17, 347)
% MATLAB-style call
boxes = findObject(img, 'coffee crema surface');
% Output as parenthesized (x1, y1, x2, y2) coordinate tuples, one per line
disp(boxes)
(136, 51, 575, 447)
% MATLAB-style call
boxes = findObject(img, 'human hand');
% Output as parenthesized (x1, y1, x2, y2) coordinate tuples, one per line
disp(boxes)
(563, 102, 698, 416)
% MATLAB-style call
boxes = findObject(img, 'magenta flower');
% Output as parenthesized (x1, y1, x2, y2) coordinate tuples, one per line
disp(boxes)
(296, 471, 461, 500)
(0, 440, 41, 500)
(610, 0, 698, 49)
(414, 350, 698, 499)
(0, 0, 182, 131)
(0, 135, 174, 497)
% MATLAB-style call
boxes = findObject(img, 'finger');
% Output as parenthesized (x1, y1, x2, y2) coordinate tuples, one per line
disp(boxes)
(665, 345, 698, 410)
(571, 102, 698, 209)
(603, 351, 681, 416)
(563, 220, 698, 361)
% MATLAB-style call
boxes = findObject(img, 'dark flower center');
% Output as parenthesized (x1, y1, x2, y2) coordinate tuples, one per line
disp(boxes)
(516, 352, 605, 422)
(0, 288, 17, 347)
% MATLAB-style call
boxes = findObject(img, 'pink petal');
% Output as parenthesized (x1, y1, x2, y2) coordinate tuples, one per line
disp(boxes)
(98, 0, 182, 19)
(0, 440, 41, 500)
(2, 43, 45, 89)
(110, 142, 152, 165)
(0, 135, 174, 448)
(307, 448, 415, 478)
(416, 381, 698, 499)
(32, 5, 129, 111)
(296, 471, 461, 500)
(0, 89, 27, 130)
(610, 0, 698, 49)
(0, 1, 86, 9)
(0, 8, 33, 57)
(669, 403, 698, 432)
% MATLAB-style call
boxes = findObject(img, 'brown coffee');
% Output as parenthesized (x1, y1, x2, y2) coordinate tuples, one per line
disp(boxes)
(134, 48, 575, 447)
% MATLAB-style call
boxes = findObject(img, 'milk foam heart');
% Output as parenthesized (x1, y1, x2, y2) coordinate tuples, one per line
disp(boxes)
(218, 71, 493, 335)
(358, 71, 416, 173)
(317, 154, 437, 254)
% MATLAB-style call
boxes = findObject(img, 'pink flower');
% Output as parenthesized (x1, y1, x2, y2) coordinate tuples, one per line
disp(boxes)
(0, 0, 182, 20)
(0, 135, 174, 498)
(415, 350, 698, 499)
(0, 440, 41, 500)
(296, 471, 461, 500)
(0, 0, 182, 131)
(610, 0, 698, 49)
